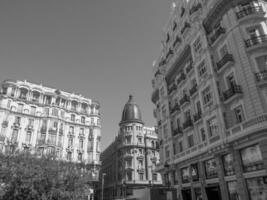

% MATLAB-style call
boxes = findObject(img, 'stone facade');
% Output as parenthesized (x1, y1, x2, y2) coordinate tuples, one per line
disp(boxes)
(0, 79, 101, 173)
(151, 0, 267, 200)
(99, 96, 162, 200)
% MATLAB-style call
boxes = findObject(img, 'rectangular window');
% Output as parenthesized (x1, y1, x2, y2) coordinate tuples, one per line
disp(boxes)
(69, 126, 74, 134)
(14, 116, 21, 124)
(81, 116, 85, 124)
(255, 55, 267, 71)
(179, 141, 183, 152)
(18, 104, 23, 113)
(202, 86, 212, 105)
(241, 144, 264, 172)
(191, 164, 199, 181)
(204, 158, 218, 179)
(223, 154, 235, 176)
(11, 129, 18, 143)
(44, 107, 49, 115)
(60, 111, 65, 118)
(219, 43, 228, 57)
(234, 105, 245, 123)
(181, 167, 190, 183)
(193, 36, 202, 54)
(67, 152, 72, 161)
(78, 153, 83, 161)
(71, 114, 75, 122)
(68, 137, 73, 147)
(52, 108, 58, 116)
(198, 60, 207, 77)
(152, 173, 157, 181)
(200, 128, 206, 141)
(207, 117, 219, 137)
(29, 106, 36, 115)
(165, 146, 170, 158)
(187, 135, 194, 148)
(139, 173, 144, 181)
(160, 87, 165, 97)
(79, 139, 84, 149)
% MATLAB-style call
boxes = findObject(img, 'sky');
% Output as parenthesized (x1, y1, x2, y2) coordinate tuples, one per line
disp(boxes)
(0, 0, 170, 149)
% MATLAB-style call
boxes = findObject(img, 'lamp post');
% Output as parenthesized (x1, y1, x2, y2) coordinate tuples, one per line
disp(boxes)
(101, 173, 106, 200)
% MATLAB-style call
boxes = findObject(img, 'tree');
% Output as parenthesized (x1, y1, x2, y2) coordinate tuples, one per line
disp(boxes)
(0, 152, 96, 200)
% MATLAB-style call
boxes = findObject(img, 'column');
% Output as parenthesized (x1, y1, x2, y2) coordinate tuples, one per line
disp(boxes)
(216, 154, 229, 200)
(232, 148, 249, 200)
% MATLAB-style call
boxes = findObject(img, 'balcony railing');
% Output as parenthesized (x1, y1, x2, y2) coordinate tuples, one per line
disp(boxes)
(255, 71, 267, 82)
(244, 35, 267, 48)
(168, 84, 177, 94)
(181, 22, 191, 35)
(179, 94, 190, 106)
(216, 53, 234, 71)
(193, 112, 202, 122)
(209, 26, 225, 44)
(185, 63, 193, 74)
(170, 103, 180, 114)
(177, 73, 186, 85)
(223, 85, 242, 102)
(183, 118, 193, 130)
(189, 3, 202, 15)
(236, 6, 264, 19)
(173, 127, 183, 136)
(173, 36, 181, 48)
(189, 84, 198, 96)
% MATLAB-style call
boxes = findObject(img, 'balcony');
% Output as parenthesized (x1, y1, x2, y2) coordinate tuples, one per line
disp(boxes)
(189, 84, 198, 96)
(236, 5, 265, 20)
(177, 73, 186, 85)
(173, 36, 181, 49)
(193, 112, 202, 123)
(170, 103, 180, 114)
(37, 139, 46, 146)
(168, 84, 177, 95)
(183, 118, 193, 130)
(172, 127, 183, 136)
(209, 26, 225, 45)
(48, 128, 57, 134)
(216, 53, 234, 72)
(179, 94, 190, 107)
(223, 85, 242, 103)
(181, 22, 191, 35)
(185, 63, 193, 74)
(40, 126, 47, 133)
(190, 3, 202, 15)
(255, 71, 267, 86)
(244, 35, 267, 49)
(13, 122, 20, 129)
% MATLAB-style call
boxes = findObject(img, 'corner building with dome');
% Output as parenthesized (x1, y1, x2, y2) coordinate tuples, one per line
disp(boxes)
(99, 95, 162, 200)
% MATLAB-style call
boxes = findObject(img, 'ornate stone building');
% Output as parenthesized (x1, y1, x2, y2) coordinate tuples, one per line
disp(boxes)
(151, 0, 267, 200)
(100, 95, 162, 200)
(0, 79, 101, 173)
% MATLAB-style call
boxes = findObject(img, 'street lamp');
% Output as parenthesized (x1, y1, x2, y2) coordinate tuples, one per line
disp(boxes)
(101, 173, 106, 200)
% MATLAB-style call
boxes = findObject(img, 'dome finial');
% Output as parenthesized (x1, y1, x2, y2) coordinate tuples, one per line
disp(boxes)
(129, 94, 133, 101)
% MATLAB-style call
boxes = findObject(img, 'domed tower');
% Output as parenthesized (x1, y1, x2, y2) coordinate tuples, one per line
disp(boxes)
(118, 95, 147, 186)
(120, 95, 144, 125)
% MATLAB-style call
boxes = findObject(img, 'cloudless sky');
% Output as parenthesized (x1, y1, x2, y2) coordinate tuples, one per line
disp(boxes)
(0, 0, 170, 149)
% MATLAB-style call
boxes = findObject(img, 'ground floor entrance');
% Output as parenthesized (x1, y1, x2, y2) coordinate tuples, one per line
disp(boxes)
(181, 188, 192, 200)
(205, 185, 221, 200)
